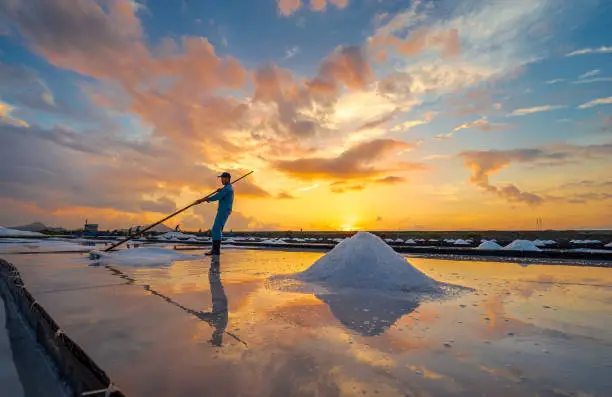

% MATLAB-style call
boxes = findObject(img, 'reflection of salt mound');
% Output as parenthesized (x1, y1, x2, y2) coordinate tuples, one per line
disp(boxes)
(297, 232, 435, 291)
(317, 291, 420, 336)
(503, 240, 541, 251)
(477, 240, 502, 250)
(95, 247, 199, 267)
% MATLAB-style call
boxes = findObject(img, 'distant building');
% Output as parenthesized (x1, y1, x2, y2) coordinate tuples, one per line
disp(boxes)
(84, 219, 99, 234)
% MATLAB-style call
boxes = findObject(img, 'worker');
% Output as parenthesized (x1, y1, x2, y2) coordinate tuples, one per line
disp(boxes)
(197, 172, 234, 256)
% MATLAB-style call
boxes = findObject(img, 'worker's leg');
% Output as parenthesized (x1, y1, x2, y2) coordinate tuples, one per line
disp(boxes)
(208, 212, 229, 255)
(211, 212, 229, 241)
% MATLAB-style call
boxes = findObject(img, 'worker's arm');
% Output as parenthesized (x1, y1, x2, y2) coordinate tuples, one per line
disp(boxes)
(205, 186, 230, 203)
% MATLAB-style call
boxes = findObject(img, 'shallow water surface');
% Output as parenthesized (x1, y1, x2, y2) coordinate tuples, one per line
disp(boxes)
(3, 249, 612, 397)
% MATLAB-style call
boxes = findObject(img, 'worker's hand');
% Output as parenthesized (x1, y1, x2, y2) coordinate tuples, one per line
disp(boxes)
(195, 198, 208, 205)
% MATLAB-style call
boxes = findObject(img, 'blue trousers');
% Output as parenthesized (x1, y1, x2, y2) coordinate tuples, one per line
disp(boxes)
(211, 211, 230, 240)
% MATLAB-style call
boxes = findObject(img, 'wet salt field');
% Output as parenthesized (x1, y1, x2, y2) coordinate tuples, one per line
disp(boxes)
(2, 248, 612, 397)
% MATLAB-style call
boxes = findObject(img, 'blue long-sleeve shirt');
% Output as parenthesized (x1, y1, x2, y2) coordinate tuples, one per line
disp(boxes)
(207, 184, 234, 215)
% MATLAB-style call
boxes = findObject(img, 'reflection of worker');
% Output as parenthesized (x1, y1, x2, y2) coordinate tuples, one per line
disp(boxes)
(197, 172, 233, 256)
(196, 256, 228, 346)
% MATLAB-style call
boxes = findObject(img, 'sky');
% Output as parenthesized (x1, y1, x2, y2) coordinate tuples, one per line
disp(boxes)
(0, 0, 611, 231)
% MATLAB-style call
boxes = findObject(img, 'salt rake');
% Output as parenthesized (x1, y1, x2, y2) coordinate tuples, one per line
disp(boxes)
(89, 171, 254, 260)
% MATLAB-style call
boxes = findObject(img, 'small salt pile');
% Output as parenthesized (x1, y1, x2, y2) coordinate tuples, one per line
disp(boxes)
(0, 226, 44, 237)
(159, 231, 191, 240)
(297, 232, 435, 291)
(477, 240, 502, 250)
(503, 240, 541, 251)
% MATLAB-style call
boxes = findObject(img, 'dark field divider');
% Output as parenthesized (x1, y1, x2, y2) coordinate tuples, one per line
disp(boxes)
(0, 258, 126, 397)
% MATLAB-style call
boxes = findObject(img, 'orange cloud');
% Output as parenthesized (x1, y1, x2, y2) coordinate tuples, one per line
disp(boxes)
(314, 46, 374, 91)
(310, 0, 350, 12)
(0, 101, 28, 127)
(139, 197, 176, 213)
(374, 176, 406, 184)
(249, 46, 372, 146)
(236, 180, 272, 198)
(310, 0, 327, 10)
(448, 88, 504, 116)
(458, 144, 612, 205)
(273, 139, 423, 180)
(327, 175, 407, 193)
(278, 0, 302, 16)
(277, 192, 295, 199)
(251, 64, 335, 140)
(4, 0, 250, 164)
(331, 0, 349, 8)
(329, 181, 365, 193)
(278, 0, 350, 15)
(370, 27, 461, 63)
(436, 118, 512, 140)
(460, 149, 550, 205)
(356, 109, 398, 131)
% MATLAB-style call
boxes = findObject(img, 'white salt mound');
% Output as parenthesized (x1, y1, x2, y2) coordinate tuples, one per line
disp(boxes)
(503, 240, 541, 251)
(159, 231, 192, 240)
(297, 232, 435, 291)
(260, 239, 287, 245)
(454, 239, 470, 245)
(95, 247, 198, 267)
(606, 242, 612, 248)
(405, 239, 416, 244)
(477, 240, 502, 250)
(571, 239, 601, 244)
(571, 248, 612, 254)
(0, 226, 44, 237)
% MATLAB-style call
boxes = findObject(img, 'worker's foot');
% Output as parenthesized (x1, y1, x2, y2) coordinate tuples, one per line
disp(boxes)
(205, 240, 221, 256)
